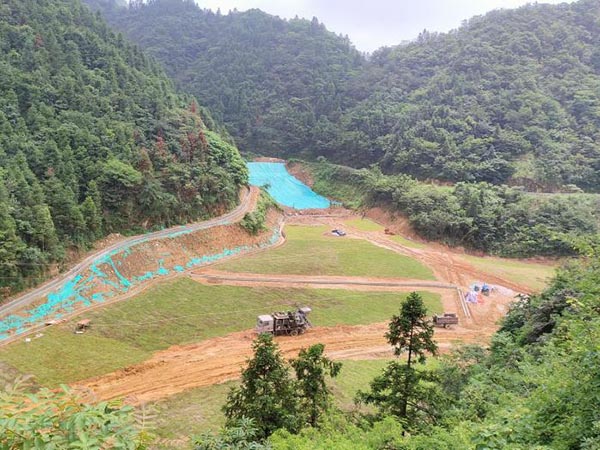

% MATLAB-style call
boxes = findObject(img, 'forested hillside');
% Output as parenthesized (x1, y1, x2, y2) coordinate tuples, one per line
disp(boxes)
(341, 0, 600, 189)
(85, 0, 365, 159)
(91, 0, 600, 192)
(0, 0, 247, 296)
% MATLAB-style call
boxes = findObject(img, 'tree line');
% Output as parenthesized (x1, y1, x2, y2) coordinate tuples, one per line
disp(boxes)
(305, 160, 599, 257)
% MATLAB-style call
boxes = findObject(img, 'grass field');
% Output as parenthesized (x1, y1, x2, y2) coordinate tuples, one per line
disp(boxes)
(390, 234, 427, 249)
(344, 218, 384, 232)
(150, 358, 393, 447)
(217, 225, 435, 280)
(462, 255, 556, 291)
(152, 382, 234, 445)
(0, 279, 441, 386)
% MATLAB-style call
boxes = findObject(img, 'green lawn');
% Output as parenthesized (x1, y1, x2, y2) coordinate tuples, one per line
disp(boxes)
(0, 279, 440, 386)
(329, 359, 391, 410)
(462, 255, 556, 291)
(217, 225, 435, 280)
(151, 381, 234, 447)
(390, 235, 427, 249)
(344, 218, 384, 232)
(149, 359, 394, 448)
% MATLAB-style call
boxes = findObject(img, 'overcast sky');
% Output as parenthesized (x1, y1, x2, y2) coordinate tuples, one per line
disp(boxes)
(196, 0, 575, 52)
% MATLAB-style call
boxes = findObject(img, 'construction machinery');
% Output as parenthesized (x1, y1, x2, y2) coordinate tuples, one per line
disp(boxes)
(433, 313, 458, 328)
(74, 319, 91, 334)
(256, 307, 312, 336)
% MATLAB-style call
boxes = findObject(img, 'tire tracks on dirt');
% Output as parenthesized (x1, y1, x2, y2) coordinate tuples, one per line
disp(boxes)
(74, 322, 485, 405)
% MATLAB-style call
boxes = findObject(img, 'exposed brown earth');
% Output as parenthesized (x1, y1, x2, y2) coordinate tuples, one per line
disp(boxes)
(73, 213, 532, 404)
(286, 161, 315, 186)
(75, 321, 485, 405)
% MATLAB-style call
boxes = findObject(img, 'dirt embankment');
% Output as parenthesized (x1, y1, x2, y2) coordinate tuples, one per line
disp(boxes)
(70, 206, 282, 309)
(286, 161, 315, 187)
(253, 157, 286, 163)
(0, 188, 287, 344)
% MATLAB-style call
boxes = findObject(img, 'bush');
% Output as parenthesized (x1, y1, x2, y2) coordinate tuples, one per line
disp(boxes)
(240, 191, 277, 235)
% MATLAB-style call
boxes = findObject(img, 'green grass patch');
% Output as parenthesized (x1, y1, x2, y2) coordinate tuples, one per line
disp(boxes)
(344, 218, 384, 232)
(329, 359, 391, 410)
(149, 359, 394, 445)
(0, 280, 441, 386)
(390, 235, 427, 249)
(0, 327, 149, 387)
(151, 381, 234, 448)
(463, 255, 556, 291)
(218, 225, 435, 280)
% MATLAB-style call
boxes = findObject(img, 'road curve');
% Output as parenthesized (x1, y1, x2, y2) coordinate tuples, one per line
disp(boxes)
(0, 187, 255, 319)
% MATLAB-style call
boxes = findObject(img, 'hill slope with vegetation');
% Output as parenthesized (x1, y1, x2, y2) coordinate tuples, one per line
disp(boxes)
(87, 0, 365, 160)
(340, 0, 600, 189)
(299, 160, 599, 257)
(0, 0, 247, 296)
(90, 0, 599, 192)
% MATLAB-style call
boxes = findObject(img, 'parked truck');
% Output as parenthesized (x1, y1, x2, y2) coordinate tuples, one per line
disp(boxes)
(432, 313, 458, 328)
(256, 307, 312, 336)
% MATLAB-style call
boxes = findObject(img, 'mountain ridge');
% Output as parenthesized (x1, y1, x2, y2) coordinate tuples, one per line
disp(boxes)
(90, 0, 600, 191)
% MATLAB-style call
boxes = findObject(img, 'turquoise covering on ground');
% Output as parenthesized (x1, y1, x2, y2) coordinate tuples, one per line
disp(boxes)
(0, 223, 282, 342)
(248, 162, 330, 209)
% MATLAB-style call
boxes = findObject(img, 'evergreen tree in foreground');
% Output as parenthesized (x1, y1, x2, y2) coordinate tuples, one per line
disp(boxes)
(291, 343, 342, 427)
(223, 333, 299, 439)
(357, 292, 439, 428)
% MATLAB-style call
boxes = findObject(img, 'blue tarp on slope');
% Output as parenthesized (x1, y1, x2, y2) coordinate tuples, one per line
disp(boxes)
(248, 162, 330, 209)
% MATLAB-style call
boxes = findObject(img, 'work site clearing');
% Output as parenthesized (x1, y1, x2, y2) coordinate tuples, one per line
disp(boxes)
(0, 167, 557, 442)
(69, 215, 546, 404)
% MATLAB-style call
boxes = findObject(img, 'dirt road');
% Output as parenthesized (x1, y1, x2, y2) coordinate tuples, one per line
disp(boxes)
(75, 322, 485, 405)
(73, 212, 529, 404)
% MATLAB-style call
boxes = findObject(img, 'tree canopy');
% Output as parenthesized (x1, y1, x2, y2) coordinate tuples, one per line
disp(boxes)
(88, 0, 364, 161)
(0, 0, 247, 297)
(223, 333, 300, 439)
(90, 0, 600, 192)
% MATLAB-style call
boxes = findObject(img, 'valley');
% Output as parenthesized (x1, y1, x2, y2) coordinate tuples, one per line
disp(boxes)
(1, 1, 598, 448)
(0, 161, 556, 446)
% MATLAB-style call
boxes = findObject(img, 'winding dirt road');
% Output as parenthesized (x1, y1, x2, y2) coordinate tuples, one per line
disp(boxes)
(0, 188, 256, 321)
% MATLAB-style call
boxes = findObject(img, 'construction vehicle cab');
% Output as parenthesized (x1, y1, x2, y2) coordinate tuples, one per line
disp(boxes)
(256, 314, 274, 334)
(256, 307, 312, 336)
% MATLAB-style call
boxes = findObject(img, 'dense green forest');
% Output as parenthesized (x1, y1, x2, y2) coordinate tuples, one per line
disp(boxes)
(90, 0, 600, 192)
(0, 0, 247, 296)
(343, 0, 600, 189)
(300, 161, 599, 257)
(87, 0, 365, 160)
